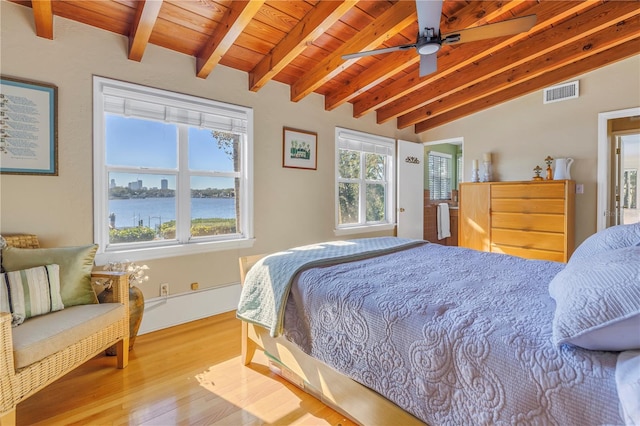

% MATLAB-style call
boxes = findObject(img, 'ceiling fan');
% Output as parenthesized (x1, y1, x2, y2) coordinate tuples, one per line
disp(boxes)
(342, 0, 537, 77)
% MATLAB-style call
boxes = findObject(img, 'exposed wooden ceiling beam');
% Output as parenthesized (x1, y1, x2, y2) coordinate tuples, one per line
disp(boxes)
(249, 1, 358, 92)
(290, 1, 416, 102)
(412, 15, 640, 131)
(394, 2, 640, 128)
(196, 0, 265, 79)
(358, 1, 599, 121)
(415, 37, 640, 133)
(128, 0, 163, 62)
(32, 0, 53, 39)
(324, 0, 528, 111)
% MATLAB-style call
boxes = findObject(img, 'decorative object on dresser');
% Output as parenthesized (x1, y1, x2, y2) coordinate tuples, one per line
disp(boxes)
(482, 152, 493, 182)
(458, 180, 576, 262)
(554, 157, 574, 180)
(545, 156, 554, 180)
(532, 165, 544, 181)
(471, 159, 480, 182)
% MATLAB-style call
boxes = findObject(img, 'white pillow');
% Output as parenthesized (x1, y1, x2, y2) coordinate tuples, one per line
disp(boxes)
(549, 246, 640, 351)
(0, 264, 64, 326)
(570, 222, 640, 264)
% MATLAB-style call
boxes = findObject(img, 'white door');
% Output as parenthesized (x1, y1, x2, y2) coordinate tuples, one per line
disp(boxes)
(397, 140, 424, 239)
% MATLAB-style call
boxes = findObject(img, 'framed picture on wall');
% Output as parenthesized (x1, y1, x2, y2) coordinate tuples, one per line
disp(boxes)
(283, 127, 317, 170)
(0, 76, 58, 175)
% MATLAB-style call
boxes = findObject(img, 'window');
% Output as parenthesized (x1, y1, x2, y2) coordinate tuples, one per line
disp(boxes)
(335, 128, 395, 235)
(93, 77, 253, 263)
(428, 151, 452, 200)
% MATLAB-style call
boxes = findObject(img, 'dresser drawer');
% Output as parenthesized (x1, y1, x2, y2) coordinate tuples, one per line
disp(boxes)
(491, 229, 565, 251)
(491, 244, 565, 262)
(491, 212, 565, 232)
(491, 183, 565, 199)
(491, 198, 565, 214)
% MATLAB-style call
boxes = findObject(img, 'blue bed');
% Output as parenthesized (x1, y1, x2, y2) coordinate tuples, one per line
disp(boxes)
(238, 224, 640, 425)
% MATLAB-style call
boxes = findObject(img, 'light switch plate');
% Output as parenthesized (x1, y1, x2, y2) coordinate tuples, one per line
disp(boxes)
(576, 184, 584, 194)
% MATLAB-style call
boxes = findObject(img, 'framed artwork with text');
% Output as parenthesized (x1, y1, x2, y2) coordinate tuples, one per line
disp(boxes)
(0, 76, 58, 175)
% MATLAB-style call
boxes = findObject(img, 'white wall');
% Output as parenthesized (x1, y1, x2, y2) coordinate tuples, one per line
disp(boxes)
(419, 55, 640, 246)
(0, 2, 417, 301)
(2, 0, 639, 307)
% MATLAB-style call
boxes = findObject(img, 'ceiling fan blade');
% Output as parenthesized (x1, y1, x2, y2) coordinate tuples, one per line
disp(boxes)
(415, 0, 443, 37)
(442, 14, 537, 45)
(419, 53, 437, 77)
(342, 44, 414, 61)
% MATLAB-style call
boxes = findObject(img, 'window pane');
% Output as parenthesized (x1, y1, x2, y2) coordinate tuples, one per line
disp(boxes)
(338, 182, 359, 224)
(338, 149, 360, 179)
(366, 183, 385, 222)
(190, 176, 238, 237)
(365, 153, 385, 180)
(107, 172, 176, 243)
(189, 128, 239, 172)
(106, 115, 177, 168)
(428, 153, 451, 200)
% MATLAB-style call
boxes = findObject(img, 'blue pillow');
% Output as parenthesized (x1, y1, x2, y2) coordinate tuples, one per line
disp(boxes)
(570, 223, 640, 264)
(549, 245, 640, 351)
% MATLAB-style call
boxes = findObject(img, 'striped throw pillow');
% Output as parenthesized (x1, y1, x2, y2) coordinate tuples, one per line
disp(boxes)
(0, 264, 64, 326)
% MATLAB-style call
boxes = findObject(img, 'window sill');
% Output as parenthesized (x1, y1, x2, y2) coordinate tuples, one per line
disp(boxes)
(95, 238, 255, 265)
(333, 223, 395, 237)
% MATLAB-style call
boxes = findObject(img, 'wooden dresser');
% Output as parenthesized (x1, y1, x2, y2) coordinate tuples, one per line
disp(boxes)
(459, 180, 575, 262)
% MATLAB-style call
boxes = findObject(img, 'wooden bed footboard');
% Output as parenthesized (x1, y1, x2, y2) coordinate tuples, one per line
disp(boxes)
(242, 320, 424, 426)
(238, 255, 424, 426)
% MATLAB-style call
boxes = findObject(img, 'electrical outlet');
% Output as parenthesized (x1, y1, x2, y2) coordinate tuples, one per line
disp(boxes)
(576, 184, 584, 194)
(160, 283, 169, 297)
(190, 282, 199, 291)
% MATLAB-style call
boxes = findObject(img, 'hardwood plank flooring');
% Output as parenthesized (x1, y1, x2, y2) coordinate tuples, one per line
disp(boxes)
(16, 311, 356, 425)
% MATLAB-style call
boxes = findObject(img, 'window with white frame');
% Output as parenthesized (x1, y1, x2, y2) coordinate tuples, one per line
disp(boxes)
(93, 77, 253, 263)
(335, 128, 395, 234)
(428, 151, 452, 200)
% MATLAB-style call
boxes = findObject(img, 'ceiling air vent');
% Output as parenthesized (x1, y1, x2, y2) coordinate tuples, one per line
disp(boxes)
(543, 80, 579, 104)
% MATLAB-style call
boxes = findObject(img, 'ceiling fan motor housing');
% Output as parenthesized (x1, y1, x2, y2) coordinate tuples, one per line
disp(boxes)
(417, 29, 442, 55)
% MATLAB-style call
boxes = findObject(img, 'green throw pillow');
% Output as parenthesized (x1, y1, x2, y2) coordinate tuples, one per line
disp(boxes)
(0, 264, 65, 326)
(1, 244, 98, 307)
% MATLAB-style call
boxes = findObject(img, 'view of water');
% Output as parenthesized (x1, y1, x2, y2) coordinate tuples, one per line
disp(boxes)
(108, 197, 235, 229)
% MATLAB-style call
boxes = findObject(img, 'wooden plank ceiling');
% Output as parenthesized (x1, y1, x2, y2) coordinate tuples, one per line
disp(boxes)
(12, 0, 640, 133)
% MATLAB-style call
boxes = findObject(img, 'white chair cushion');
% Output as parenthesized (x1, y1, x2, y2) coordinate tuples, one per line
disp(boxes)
(11, 303, 125, 369)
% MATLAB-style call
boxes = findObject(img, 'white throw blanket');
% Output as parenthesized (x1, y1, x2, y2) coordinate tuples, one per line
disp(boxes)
(237, 237, 426, 336)
(437, 202, 451, 240)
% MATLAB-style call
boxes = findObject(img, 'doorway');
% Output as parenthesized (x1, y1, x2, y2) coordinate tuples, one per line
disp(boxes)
(422, 137, 464, 245)
(616, 133, 639, 225)
(597, 108, 640, 230)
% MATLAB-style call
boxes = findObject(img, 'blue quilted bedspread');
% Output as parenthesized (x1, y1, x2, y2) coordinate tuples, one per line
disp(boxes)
(236, 237, 425, 336)
(281, 243, 623, 425)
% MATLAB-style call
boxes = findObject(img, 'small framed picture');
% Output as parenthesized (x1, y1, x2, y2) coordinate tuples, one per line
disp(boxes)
(283, 127, 317, 170)
(1, 76, 58, 175)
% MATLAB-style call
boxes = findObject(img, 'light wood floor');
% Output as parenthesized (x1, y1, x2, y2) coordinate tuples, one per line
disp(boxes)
(16, 311, 356, 425)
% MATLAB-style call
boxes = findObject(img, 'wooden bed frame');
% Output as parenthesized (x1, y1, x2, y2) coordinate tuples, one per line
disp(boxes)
(239, 255, 424, 426)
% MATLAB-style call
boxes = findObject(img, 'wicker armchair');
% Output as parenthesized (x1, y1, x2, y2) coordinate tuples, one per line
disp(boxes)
(0, 234, 129, 426)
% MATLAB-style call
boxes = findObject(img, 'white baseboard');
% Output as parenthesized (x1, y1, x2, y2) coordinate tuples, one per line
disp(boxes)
(137, 282, 241, 335)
